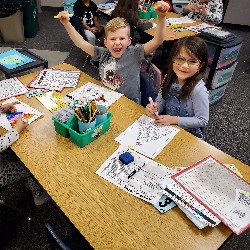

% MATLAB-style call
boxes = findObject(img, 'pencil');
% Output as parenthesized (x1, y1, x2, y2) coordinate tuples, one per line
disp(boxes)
(54, 14, 73, 19)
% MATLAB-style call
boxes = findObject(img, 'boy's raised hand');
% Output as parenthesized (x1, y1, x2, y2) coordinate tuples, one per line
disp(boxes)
(154, 1, 171, 17)
(56, 11, 71, 25)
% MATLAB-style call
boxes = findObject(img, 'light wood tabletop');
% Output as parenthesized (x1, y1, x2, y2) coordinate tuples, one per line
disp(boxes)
(98, 9, 200, 41)
(144, 12, 202, 41)
(6, 63, 250, 250)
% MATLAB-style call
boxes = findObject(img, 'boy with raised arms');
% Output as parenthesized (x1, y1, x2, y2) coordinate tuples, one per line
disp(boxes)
(57, 1, 170, 104)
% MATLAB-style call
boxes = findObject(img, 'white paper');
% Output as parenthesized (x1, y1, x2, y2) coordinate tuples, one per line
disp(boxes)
(172, 156, 250, 234)
(185, 23, 215, 33)
(236, 189, 250, 207)
(29, 69, 80, 91)
(222, 201, 250, 234)
(166, 17, 194, 24)
(65, 82, 123, 108)
(0, 77, 28, 101)
(96, 145, 176, 203)
(0, 97, 43, 131)
(115, 115, 179, 159)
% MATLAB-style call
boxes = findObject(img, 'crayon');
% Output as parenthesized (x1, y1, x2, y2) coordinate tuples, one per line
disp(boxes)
(54, 13, 73, 19)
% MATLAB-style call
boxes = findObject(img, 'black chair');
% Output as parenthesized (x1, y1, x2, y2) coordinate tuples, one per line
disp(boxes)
(0, 150, 31, 221)
(45, 223, 93, 250)
(0, 186, 32, 220)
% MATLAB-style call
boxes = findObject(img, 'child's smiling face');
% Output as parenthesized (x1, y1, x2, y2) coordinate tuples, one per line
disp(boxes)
(173, 47, 202, 84)
(104, 27, 131, 58)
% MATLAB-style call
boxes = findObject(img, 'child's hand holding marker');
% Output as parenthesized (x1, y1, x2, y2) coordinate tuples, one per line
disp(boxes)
(54, 11, 73, 24)
(146, 97, 159, 117)
(54, 12, 73, 19)
(146, 97, 178, 126)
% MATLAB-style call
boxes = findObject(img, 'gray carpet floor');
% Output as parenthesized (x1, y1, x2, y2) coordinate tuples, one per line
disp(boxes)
(0, 7, 249, 249)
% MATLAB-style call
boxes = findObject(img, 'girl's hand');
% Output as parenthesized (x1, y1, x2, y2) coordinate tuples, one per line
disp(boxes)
(146, 102, 158, 117)
(155, 115, 178, 126)
(154, 1, 171, 17)
(2, 101, 20, 113)
(14, 116, 28, 133)
(184, 3, 200, 12)
(199, 5, 207, 16)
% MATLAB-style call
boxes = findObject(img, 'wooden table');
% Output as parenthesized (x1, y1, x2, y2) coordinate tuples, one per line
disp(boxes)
(99, 10, 200, 41)
(8, 63, 250, 250)
(145, 12, 201, 41)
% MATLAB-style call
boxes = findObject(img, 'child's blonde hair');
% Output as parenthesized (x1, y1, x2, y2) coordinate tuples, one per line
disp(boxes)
(105, 17, 130, 38)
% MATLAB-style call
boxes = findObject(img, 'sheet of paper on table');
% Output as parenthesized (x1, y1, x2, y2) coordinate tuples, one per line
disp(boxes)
(96, 145, 176, 204)
(65, 82, 123, 108)
(0, 97, 43, 131)
(115, 115, 179, 159)
(166, 16, 194, 24)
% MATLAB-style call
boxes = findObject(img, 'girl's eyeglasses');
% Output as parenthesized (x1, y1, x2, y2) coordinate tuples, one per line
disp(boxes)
(174, 57, 201, 67)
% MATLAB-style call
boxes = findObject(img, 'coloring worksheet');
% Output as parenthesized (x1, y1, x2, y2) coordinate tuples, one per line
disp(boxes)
(36, 91, 67, 112)
(0, 78, 28, 101)
(29, 69, 80, 91)
(96, 145, 176, 204)
(115, 115, 179, 159)
(65, 82, 123, 108)
(172, 156, 250, 234)
(0, 97, 43, 131)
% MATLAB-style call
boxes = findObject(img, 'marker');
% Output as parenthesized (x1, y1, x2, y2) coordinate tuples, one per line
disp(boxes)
(148, 97, 159, 117)
(128, 163, 146, 179)
(54, 13, 73, 18)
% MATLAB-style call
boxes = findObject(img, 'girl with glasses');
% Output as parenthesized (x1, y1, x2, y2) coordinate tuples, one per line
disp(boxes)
(146, 36, 209, 138)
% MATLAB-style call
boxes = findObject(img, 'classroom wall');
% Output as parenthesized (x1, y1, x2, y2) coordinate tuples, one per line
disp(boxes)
(223, 0, 250, 26)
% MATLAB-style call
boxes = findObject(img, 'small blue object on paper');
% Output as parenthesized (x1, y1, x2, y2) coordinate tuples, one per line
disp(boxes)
(153, 194, 177, 214)
(119, 152, 134, 165)
(0, 49, 34, 70)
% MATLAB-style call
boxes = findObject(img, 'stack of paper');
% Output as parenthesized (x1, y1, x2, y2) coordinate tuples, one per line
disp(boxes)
(163, 156, 250, 234)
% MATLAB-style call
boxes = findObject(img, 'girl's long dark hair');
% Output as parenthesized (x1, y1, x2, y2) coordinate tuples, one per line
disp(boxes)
(162, 36, 208, 99)
(111, 0, 140, 27)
